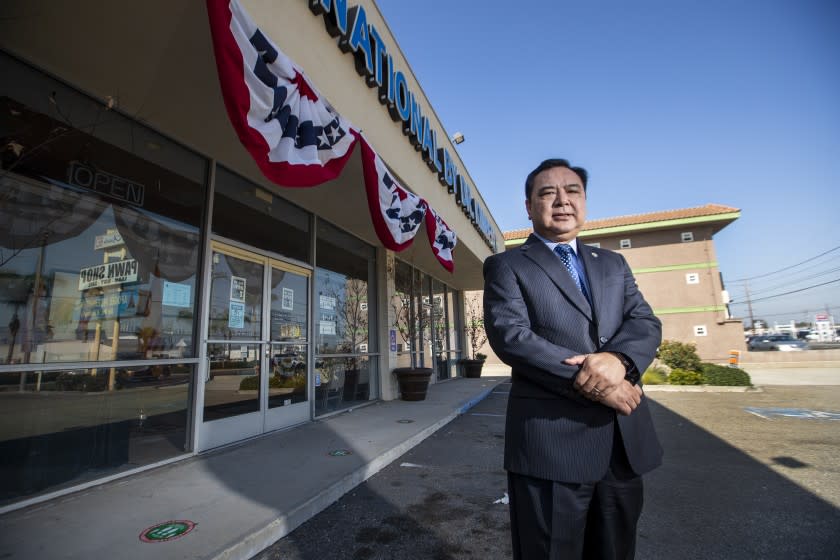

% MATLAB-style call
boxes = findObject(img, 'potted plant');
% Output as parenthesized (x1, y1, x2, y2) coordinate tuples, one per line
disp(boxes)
(392, 366, 433, 400)
(390, 284, 433, 400)
(459, 293, 488, 378)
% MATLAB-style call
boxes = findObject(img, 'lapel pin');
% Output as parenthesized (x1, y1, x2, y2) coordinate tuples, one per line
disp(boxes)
(591, 252, 598, 258)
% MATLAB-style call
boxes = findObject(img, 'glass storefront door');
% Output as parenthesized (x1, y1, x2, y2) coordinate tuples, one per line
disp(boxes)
(198, 242, 310, 450)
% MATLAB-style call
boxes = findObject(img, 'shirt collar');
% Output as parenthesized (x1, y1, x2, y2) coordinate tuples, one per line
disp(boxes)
(532, 231, 579, 255)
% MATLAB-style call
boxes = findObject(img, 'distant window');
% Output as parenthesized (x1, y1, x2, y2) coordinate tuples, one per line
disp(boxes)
(694, 325, 708, 337)
(619, 239, 631, 249)
(360, 302, 368, 311)
(686, 273, 700, 284)
(358, 343, 368, 353)
(681, 232, 694, 242)
(589, 242, 601, 249)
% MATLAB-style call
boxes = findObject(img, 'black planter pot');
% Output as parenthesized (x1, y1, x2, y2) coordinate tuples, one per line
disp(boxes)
(459, 359, 485, 378)
(393, 367, 433, 401)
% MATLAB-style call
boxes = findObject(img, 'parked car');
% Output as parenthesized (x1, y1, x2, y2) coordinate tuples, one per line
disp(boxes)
(748, 334, 808, 351)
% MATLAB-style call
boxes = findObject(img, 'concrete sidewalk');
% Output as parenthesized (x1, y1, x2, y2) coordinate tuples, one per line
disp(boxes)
(0, 376, 507, 560)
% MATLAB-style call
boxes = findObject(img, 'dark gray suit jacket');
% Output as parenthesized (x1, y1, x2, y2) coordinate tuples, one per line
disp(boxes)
(483, 234, 663, 483)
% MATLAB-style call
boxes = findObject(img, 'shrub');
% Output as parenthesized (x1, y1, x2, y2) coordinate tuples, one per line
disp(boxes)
(239, 375, 259, 391)
(641, 368, 667, 385)
(657, 340, 702, 372)
(239, 373, 307, 391)
(668, 368, 704, 385)
(700, 363, 752, 386)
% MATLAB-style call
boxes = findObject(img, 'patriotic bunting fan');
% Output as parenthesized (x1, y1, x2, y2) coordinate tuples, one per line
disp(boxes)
(207, 0, 457, 271)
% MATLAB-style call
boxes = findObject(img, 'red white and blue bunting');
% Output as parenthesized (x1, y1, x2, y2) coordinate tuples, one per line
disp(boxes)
(207, 0, 456, 271)
(424, 207, 457, 273)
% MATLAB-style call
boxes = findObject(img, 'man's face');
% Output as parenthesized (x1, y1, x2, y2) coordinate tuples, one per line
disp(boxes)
(526, 166, 587, 242)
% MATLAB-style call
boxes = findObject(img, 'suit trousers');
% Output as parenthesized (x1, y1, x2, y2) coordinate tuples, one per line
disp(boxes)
(507, 424, 644, 560)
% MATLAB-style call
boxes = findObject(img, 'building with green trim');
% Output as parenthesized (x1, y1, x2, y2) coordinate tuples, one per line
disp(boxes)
(502, 204, 746, 362)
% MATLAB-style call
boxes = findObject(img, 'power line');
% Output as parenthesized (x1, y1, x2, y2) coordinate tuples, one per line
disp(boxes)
(739, 266, 840, 297)
(729, 245, 840, 283)
(736, 307, 840, 320)
(744, 277, 840, 304)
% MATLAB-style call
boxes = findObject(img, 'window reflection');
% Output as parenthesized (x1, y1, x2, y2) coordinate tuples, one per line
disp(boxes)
(207, 253, 264, 341)
(394, 261, 462, 376)
(270, 268, 307, 343)
(0, 364, 193, 505)
(268, 344, 307, 409)
(314, 220, 375, 414)
(204, 343, 260, 421)
(0, 91, 204, 365)
(313, 356, 371, 415)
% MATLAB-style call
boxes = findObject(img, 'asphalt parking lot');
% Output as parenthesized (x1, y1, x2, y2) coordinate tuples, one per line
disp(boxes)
(640, 385, 840, 559)
(253, 381, 840, 560)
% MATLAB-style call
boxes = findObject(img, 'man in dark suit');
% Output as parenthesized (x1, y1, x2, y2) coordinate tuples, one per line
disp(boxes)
(483, 158, 663, 559)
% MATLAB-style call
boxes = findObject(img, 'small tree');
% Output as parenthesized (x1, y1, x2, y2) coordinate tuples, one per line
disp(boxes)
(656, 340, 701, 372)
(463, 293, 487, 360)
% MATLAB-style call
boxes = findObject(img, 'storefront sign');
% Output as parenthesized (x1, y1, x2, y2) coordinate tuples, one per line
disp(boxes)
(309, 0, 498, 252)
(94, 229, 124, 250)
(281, 287, 294, 310)
(163, 281, 191, 308)
(229, 301, 245, 328)
(320, 295, 336, 310)
(78, 259, 139, 290)
(68, 160, 145, 207)
(230, 276, 247, 303)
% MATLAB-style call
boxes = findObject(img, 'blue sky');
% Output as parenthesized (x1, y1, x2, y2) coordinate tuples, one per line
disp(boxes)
(375, 0, 840, 326)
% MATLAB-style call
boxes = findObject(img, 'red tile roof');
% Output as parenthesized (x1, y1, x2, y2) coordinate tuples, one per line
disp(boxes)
(503, 203, 739, 241)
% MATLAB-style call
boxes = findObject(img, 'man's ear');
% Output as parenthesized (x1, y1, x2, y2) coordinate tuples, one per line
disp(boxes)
(525, 198, 532, 220)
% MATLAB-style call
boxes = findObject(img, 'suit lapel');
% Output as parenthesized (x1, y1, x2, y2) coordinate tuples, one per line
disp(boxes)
(521, 235, 592, 321)
(577, 243, 607, 324)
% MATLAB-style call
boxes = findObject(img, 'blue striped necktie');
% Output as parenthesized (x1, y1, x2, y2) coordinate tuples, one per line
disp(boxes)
(554, 244, 585, 296)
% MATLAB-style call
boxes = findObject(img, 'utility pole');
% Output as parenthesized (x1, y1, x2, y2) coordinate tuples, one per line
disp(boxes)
(745, 280, 756, 334)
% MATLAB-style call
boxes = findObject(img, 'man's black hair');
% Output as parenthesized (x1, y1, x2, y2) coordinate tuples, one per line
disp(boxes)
(525, 158, 588, 199)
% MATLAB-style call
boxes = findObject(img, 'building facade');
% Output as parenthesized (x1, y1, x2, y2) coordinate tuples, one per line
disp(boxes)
(0, 0, 502, 510)
(500, 204, 745, 363)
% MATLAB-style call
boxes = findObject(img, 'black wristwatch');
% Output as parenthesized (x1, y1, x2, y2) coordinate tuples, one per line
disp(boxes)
(613, 352, 639, 385)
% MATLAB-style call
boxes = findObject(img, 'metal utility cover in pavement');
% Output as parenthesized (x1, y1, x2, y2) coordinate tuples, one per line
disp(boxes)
(139, 520, 196, 543)
(328, 449, 352, 456)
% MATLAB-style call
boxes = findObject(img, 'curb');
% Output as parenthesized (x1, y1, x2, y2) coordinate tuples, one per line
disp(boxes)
(211, 379, 505, 560)
(458, 383, 501, 414)
(644, 385, 761, 393)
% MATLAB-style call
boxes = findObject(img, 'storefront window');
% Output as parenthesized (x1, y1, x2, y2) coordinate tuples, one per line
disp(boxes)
(0, 53, 202, 505)
(418, 273, 433, 368)
(394, 260, 461, 376)
(447, 288, 463, 372)
(0, 362, 195, 505)
(212, 167, 310, 263)
(393, 260, 415, 368)
(431, 279, 454, 380)
(1, 57, 205, 365)
(207, 252, 264, 341)
(314, 220, 376, 415)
